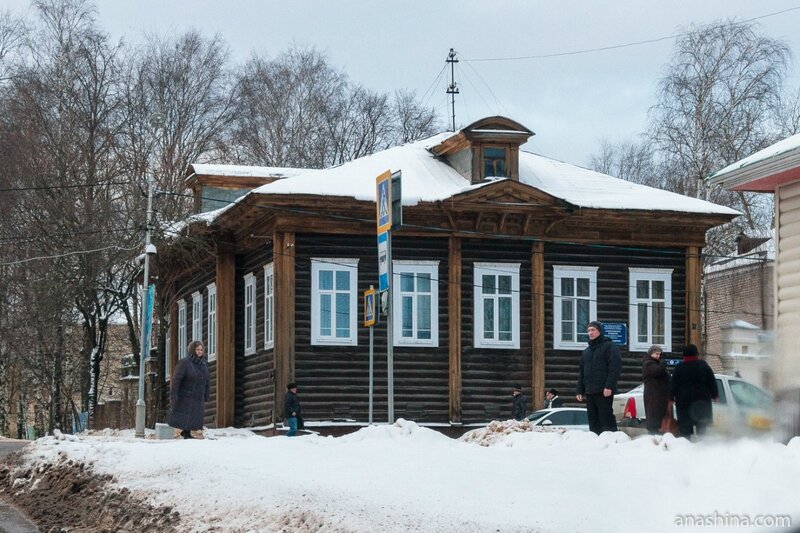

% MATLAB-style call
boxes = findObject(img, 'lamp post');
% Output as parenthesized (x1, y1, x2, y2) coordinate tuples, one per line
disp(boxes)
(135, 112, 164, 439)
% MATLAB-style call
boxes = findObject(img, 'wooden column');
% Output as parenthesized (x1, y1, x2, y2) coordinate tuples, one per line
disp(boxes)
(686, 246, 702, 349)
(448, 237, 462, 423)
(215, 249, 236, 428)
(532, 242, 545, 410)
(274, 232, 296, 420)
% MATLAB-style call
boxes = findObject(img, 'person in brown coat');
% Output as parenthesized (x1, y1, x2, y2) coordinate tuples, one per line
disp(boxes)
(642, 345, 670, 434)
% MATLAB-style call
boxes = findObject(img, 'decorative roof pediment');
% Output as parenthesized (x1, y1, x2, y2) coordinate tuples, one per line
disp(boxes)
(442, 179, 573, 212)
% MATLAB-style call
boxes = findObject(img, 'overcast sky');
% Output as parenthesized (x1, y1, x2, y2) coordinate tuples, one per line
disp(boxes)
(6, 0, 800, 167)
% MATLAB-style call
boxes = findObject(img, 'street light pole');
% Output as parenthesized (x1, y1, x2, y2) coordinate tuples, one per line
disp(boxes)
(134, 175, 156, 438)
(135, 113, 164, 439)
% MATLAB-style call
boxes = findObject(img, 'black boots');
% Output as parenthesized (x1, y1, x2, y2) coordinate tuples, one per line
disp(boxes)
(180, 429, 194, 439)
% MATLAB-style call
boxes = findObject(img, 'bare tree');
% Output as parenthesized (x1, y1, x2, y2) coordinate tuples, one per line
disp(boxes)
(391, 89, 439, 145)
(588, 138, 665, 188)
(645, 20, 788, 262)
(228, 47, 440, 169)
(650, 20, 788, 208)
(774, 87, 800, 137)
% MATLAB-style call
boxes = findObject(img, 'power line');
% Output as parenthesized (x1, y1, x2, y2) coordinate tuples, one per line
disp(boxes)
(0, 180, 136, 192)
(462, 5, 800, 62)
(0, 244, 140, 266)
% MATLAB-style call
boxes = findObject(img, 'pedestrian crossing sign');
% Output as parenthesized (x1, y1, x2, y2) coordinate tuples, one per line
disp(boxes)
(376, 170, 392, 233)
(364, 288, 376, 327)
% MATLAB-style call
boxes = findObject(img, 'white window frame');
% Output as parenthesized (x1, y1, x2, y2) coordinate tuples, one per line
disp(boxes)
(177, 299, 187, 359)
(164, 318, 172, 381)
(207, 283, 217, 362)
(474, 262, 520, 349)
(311, 258, 358, 346)
(191, 291, 203, 345)
(244, 273, 256, 355)
(629, 268, 673, 353)
(393, 260, 439, 347)
(553, 266, 598, 350)
(264, 263, 274, 350)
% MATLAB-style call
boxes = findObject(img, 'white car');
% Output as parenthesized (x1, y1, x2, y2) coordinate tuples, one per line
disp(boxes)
(612, 374, 773, 434)
(526, 407, 590, 431)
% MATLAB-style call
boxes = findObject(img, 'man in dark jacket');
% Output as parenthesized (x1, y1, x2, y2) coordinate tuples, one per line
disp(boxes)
(284, 382, 301, 437)
(544, 388, 564, 409)
(670, 344, 718, 439)
(511, 385, 527, 421)
(576, 321, 621, 435)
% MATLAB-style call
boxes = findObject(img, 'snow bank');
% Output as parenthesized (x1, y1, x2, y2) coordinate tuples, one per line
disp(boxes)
(10, 426, 800, 532)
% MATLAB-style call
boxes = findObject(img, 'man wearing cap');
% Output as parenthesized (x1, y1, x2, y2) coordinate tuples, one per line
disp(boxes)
(576, 321, 622, 435)
(284, 382, 302, 437)
(511, 385, 527, 421)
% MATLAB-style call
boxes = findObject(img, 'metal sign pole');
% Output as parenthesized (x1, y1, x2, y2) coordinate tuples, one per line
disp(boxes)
(368, 286, 374, 425)
(387, 231, 394, 423)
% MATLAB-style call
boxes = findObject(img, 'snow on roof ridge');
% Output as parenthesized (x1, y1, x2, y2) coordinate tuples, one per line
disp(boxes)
(710, 132, 800, 178)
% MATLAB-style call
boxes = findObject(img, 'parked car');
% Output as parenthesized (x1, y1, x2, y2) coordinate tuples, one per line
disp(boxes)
(612, 374, 773, 434)
(526, 407, 589, 431)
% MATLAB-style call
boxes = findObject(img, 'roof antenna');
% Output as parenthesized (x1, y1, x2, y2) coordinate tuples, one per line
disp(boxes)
(446, 48, 459, 131)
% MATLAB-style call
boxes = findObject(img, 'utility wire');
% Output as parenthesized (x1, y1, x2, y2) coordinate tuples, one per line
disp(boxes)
(0, 180, 136, 192)
(0, 244, 140, 266)
(463, 5, 800, 62)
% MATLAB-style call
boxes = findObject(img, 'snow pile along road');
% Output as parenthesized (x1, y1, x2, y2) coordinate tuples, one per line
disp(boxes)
(2, 420, 800, 532)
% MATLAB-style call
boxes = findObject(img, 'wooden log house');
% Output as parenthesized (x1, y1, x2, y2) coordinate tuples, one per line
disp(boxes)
(158, 116, 737, 429)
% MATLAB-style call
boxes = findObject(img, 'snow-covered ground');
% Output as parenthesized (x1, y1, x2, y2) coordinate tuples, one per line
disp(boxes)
(14, 421, 800, 532)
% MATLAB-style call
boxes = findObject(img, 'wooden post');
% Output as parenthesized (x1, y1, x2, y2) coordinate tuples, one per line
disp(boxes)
(686, 246, 702, 349)
(215, 249, 236, 428)
(448, 237, 462, 423)
(274, 232, 296, 420)
(532, 242, 545, 410)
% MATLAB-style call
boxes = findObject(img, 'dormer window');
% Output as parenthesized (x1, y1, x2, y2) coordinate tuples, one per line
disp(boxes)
(429, 116, 534, 185)
(483, 147, 507, 178)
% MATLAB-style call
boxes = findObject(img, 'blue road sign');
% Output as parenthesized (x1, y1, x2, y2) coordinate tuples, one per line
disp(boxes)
(378, 231, 389, 292)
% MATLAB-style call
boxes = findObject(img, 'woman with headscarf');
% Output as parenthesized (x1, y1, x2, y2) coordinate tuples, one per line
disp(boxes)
(167, 340, 210, 439)
(642, 344, 670, 434)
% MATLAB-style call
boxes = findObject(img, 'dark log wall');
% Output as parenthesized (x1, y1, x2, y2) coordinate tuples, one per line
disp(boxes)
(234, 242, 275, 427)
(460, 239, 533, 423)
(171, 268, 217, 426)
(292, 233, 450, 423)
(543, 243, 687, 400)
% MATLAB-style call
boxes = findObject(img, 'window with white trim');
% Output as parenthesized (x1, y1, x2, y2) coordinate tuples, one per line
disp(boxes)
(177, 300, 187, 358)
(311, 258, 358, 346)
(191, 291, 203, 344)
(264, 263, 274, 349)
(553, 266, 598, 349)
(629, 268, 672, 352)
(393, 261, 438, 346)
(474, 263, 520, 349)
(207, 283, 217, 362)
(164, 318, 171, 380)
(244, 273, 256, 355)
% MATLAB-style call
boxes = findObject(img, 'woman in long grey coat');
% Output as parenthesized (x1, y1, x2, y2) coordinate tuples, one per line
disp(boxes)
(167, 340, 209, 439)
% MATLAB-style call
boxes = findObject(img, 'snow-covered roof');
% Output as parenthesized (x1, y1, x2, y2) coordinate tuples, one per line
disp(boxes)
(187, 164, 312, 180)
(248, 133, 738, 215)
(710, 133, 800, 180)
